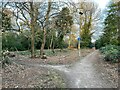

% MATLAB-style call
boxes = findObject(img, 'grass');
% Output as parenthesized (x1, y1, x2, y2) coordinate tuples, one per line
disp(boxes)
(44, 49, 70, 56)
(16, 50, 31, 56)
(15, 49, 70, 57)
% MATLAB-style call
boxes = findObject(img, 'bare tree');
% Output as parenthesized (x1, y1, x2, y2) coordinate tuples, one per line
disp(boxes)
(3, 2, 42, 58)
(40, 0, 52, 56)
(65, 0, 101, 47)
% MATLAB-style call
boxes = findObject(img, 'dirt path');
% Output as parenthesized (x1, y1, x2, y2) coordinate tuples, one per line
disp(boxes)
(62, 51, 117, 88)
(15, 50, 118, 88)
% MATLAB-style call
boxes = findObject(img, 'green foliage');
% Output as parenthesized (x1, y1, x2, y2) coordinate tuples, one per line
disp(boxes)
(17, 50, 31, 56)
(2, 31, 31, 51)
(34, 30, 43, 49)
(55, 7, 73, 49)
(80, 35, 91, 48)
(16, 49, 69, 57)
(2, 29, 69, 51)
(56, 7, 73, 31)
(95, 2, 120, 49)
(80, 24, 92, 48)
(100, 45, 120, 63)
(2, 32, 21, 51)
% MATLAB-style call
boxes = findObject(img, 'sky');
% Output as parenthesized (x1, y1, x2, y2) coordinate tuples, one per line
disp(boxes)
(94, 0, 110, 9)
(69, 0, 110, 9)
(91, 0, 110, 42)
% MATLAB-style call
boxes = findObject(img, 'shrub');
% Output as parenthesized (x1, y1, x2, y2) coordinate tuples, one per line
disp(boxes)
(100, 45, 120, 63)
(2, 50, 12, 68)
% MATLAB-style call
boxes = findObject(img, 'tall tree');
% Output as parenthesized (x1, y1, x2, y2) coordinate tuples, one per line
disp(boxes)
(40, 0, 52, 56)
(63, 0, 100, 48)
(55, 7, 73, 49)
(79, 1, 100, 48)
(3, 2, 41, 57)
(95, 1, 120, 48)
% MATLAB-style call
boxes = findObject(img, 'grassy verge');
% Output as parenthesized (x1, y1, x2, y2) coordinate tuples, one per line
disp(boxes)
(15, 49, 70, 57)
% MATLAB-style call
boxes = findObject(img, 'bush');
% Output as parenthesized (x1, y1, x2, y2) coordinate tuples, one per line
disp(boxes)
(2, 50, 12, 68)
(2, 31, 31, 51)
(100, 45, 120, 63)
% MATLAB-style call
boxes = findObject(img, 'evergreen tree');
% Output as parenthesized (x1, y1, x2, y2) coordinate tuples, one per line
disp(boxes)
(95, 2, 120, 48)
(55, 7, 73, 49)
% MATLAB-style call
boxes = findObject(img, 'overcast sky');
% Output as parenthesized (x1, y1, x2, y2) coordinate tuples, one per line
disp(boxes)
(94, 0, 110, 9)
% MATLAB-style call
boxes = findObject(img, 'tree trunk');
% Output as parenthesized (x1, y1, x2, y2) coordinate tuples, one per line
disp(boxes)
(52, 41, 55, 53)
(68, 30, 71, 48)
(31, 22, 35, 58)
(50, 34, 53, 49)
(40, 0, 51, 57)
(40, 28, 46, 56)
(30, 2, 35, 58)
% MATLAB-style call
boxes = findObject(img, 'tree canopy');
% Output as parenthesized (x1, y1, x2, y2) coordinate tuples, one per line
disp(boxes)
(95, 1, 120, 49)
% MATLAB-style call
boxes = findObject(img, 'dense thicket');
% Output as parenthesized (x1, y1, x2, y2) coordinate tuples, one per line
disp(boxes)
(2, 30, 68, 51)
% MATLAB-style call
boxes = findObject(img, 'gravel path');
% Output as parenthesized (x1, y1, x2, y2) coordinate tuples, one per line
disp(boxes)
(15, 50, 118, 88)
